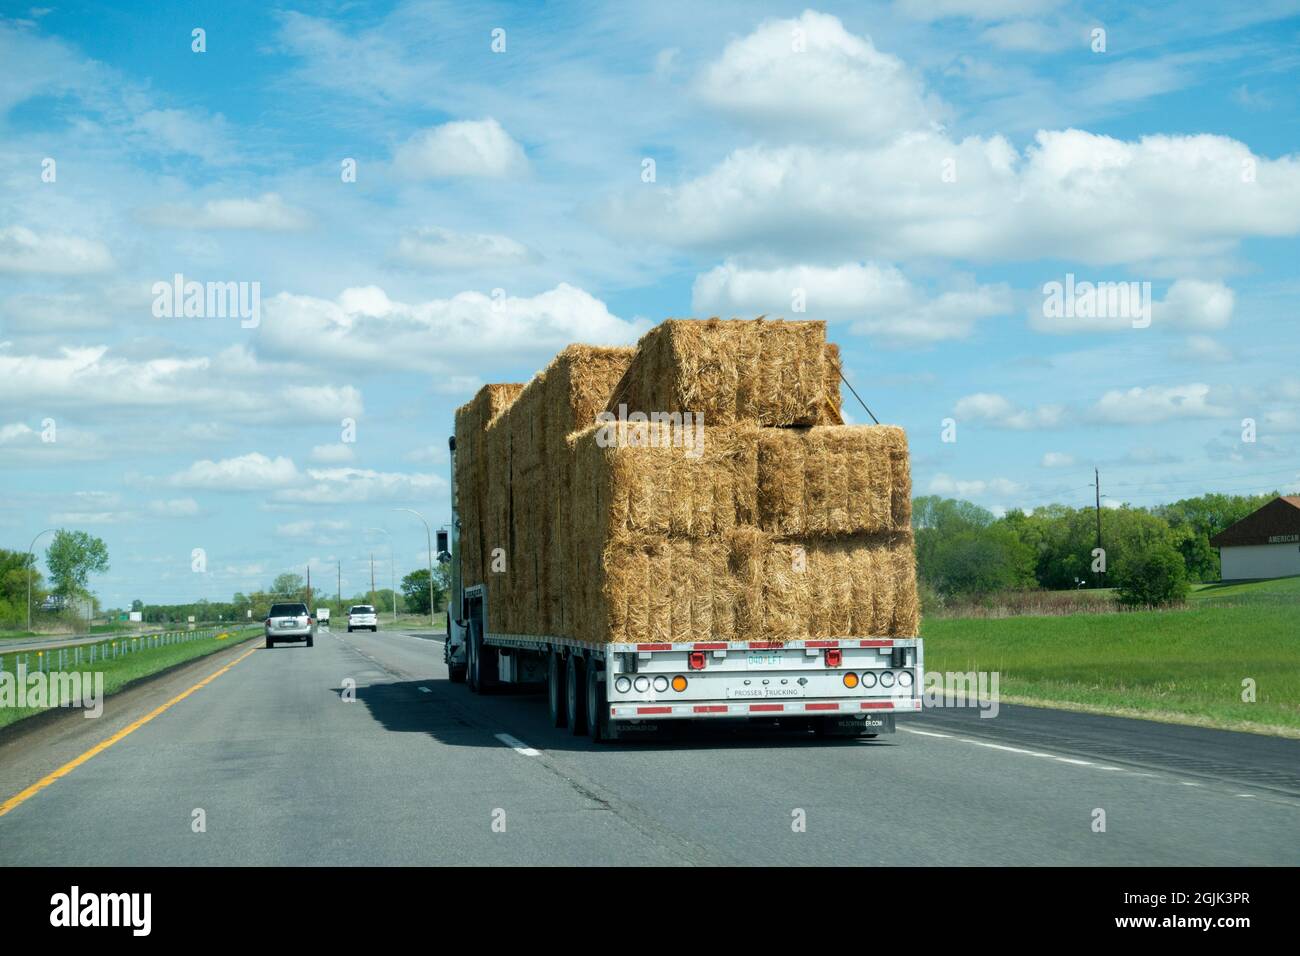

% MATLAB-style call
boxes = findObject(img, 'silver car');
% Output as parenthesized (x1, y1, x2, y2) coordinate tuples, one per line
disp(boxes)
(265, 602, 315, 649)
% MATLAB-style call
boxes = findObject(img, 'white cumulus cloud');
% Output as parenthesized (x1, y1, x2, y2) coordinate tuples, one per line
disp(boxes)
(0, 226, 114, 274)
(954, 393, 1067, 429)
(168, 453, 301, 491)
(259, 283, 649, 371)
(140, 193, 311, 231)
(393, 119, 527, 179)
(697, 11, 940, 143)
(391, 227, 532, 272)
(1090, 383, 1231, 424)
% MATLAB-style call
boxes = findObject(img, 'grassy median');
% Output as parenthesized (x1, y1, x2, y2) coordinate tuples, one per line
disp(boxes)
(0, 627, 262, 730)
(921, 577, 1300, 736)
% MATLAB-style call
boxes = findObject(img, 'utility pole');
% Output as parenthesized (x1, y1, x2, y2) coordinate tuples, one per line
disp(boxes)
(337, 560, 342, 603)
(306, 564, 312, 609)
(370, 553, 376, 606)
(1094, 467, 1104, 589)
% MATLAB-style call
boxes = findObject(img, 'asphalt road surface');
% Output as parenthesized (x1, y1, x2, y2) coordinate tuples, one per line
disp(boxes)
(0, 627, 1296, 866)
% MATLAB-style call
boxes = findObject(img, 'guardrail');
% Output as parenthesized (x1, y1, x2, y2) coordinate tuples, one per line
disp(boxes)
(0, 626, 259, 676)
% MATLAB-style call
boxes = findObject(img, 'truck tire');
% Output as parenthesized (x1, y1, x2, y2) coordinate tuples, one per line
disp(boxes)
(585, 660, 610, 742)
(446, 643, 467, 683)
(565, 653, 587, 735)
(548, 652, 567, 728)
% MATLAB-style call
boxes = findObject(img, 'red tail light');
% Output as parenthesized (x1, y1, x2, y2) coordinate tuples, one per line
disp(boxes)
(688, 651, 707, 670)
(825, 648, 843, 667)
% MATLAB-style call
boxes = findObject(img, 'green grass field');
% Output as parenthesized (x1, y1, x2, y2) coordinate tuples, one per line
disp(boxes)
(922, 576, 1300, 736)
(0, 627, 261, 730)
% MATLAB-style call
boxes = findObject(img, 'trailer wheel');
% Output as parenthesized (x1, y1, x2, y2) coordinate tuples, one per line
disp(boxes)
(585, 660, 610, 742)
(565, 653, 587, 735)
(547, 652, 567, 727)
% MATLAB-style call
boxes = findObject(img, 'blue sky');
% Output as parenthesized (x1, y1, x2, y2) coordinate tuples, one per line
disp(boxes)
(2, 0, 1299, 608)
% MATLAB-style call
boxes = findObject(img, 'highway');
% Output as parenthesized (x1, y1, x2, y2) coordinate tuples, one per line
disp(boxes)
(0, 626, 1296, 866)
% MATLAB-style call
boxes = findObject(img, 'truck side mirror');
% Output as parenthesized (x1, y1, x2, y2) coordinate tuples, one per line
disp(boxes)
(436, 529, 450, 564)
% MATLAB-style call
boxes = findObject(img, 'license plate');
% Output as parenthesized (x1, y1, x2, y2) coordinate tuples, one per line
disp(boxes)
(745, 653, 784, 668)
(279, 621, 296, 628)
(727, 685, 804, 699)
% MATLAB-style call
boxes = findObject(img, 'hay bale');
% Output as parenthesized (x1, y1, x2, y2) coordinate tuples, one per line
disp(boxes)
(544, 346, 634, 635)
(583, 534, 733, 644)
(755, 425, 910, 537)
(454, 383, 523, 595)
(730, 531, 918, 641)
(608, 318, 832, 427)
(572, 420, 749, 542)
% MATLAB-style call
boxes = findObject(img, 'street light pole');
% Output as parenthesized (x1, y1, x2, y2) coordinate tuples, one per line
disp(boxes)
(366, 527, 397, 622)
(393, 508, 435, 627)
(26, 528, 56, 633)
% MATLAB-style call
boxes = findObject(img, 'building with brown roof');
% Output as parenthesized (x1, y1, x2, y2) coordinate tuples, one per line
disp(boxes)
(1208, 496, 1300, 580)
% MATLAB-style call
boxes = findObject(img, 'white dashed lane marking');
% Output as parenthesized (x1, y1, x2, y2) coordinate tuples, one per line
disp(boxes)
(495, 733, 541, 757)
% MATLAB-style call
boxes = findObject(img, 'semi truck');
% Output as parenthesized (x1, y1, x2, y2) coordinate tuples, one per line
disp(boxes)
(438, 323, 924, 742)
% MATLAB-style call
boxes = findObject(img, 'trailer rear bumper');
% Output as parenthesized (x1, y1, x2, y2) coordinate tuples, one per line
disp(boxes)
(608, 697, 918, 722)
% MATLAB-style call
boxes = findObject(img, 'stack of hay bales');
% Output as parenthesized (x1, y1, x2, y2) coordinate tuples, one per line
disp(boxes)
(454, 318, 918, 645)
(458, 346, 634, 634)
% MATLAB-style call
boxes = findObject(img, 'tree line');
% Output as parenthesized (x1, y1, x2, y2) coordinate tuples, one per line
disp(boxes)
(914, 491, 1277, 606)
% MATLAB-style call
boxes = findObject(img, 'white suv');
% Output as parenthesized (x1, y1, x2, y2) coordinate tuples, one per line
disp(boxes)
(347, 605, 378, 633)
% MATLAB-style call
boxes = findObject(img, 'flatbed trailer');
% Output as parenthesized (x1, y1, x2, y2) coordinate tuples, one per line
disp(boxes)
(440, 435, 924, 742)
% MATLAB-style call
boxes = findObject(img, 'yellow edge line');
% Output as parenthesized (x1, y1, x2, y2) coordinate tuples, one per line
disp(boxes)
(0, 643, 260, 818)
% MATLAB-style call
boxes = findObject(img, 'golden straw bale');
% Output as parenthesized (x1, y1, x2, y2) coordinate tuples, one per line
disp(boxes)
(608, 318, 831, 427)
(755, 426, 911, 537)
(730, 531, 918, 641)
